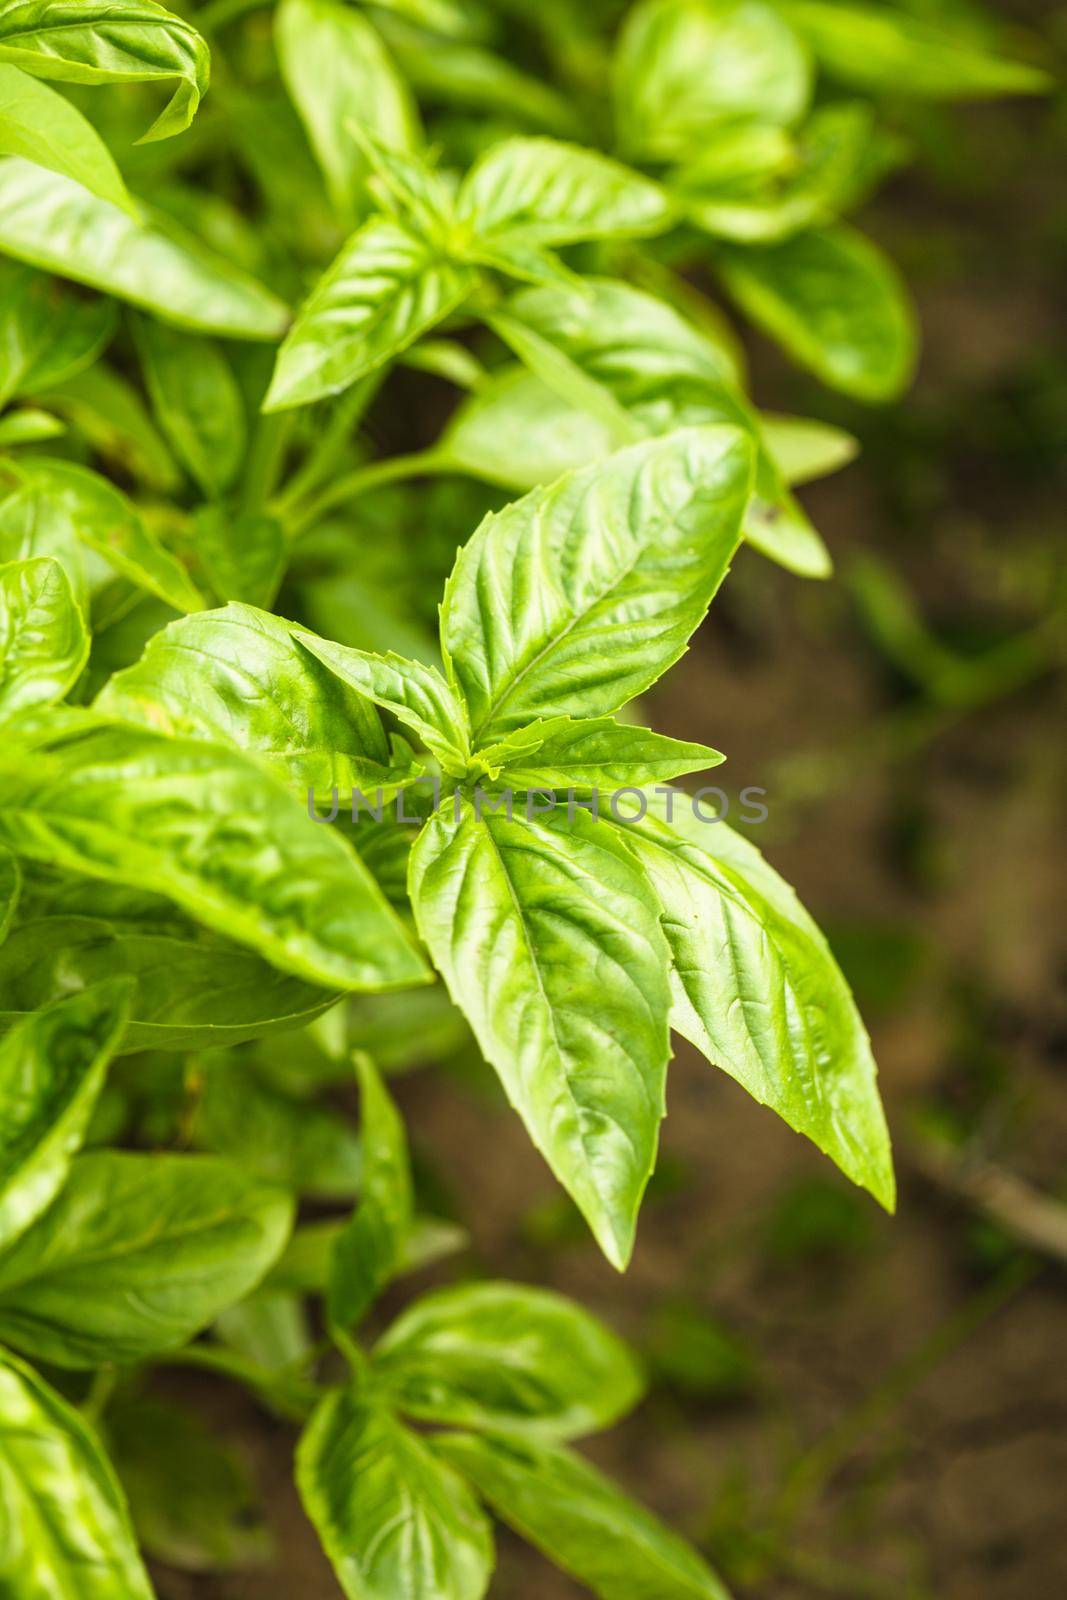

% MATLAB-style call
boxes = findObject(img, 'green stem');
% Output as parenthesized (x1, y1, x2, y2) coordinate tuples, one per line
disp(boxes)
(274, 374, 385, 516)
(81, 1366, 117, 1426)
(155, 1343, 323, 1420)
(287, 448, 445, 536)
(240, 412, 293, 518)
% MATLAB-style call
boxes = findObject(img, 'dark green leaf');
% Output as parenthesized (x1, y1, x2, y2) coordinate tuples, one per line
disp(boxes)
(716, 224, 917, 400)
(133, 315, 246, 497)
(328, 1051, 413, 1328)
(195, 507, 287, 610)
(0, 258, 115, 407)
(0, 910, 337, 1052)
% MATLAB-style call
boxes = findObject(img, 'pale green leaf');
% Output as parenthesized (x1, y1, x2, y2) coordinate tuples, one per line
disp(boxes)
(374, 1280, 643, 1439)
(614, 0, 812, 159)
(409, 800, 672, 1268)
(0, 724, 432, 991)
(265, 217, 477, 411)
(0, 1349, 155, 1600)
(760, 411, 858, 484)
(440, 426, 753, 742)
(276, 0, 418, 220)
(294, 628, 471, 771)
(0, 0, 211, 141)
(0, 1150, 294, 1365)
(297, 1393, 493, 1600)
(0, 158, 289, 338)
(0, 980, 129, 1252)
(0, 61, 135, 213)
(16, 456, 204, 612)
(612, 792, 895, 1208)
(491, 717, 723, 791)
(0, 556, 88, 719)
(456, 136, 673, 244)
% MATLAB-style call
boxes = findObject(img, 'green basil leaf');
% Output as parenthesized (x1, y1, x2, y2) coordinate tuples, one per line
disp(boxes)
(132, 316, 246, 497)
(0, 556, 88, 719)
(0, 258, 115, 406)
(264, 217, 477, 411)
(195, 507, 287, 610)
(613, 794, 895, 1208)
(781, 0, 1049, 99)
(492, 717, 723, 791)
(0, 158, 289, 338)
(374, 1280, 643, 1439)
(194, 1056, 362, 1201)
(440, 426, 753, 741)
(456, 136, 672, 244)
(0, 61, 135, 213)
(388, 32, 579, 137)
(297, 1392, 493, 1600)
(107, 1393, 270, 1573)
(328, 1051, 413, 1329)
(759, 411, 858, 484)
(0, 405, 65, 445)
(266, 1212, 468, 1295)
(294, 628, 471, 771)
(31, 361, 181, 492)
(614, 0, 812, 159)
(0, 724, 431, 991)
(0, 979, 129, 1252)
(95, 603, 408, 798)
(17, 457, 204, 612)
(0, 0, 210, 142)
(435, 1430, 732, 1600)
(409, 799, 672, 1269)
(715, 223, 917, 401)
(446, 280, 828, 579)
(0, 911, 337, 1052)
(0, 1348, 155, 1599)
(0, 1149, 294, 1365)
(276, 0, 419, 221)
(677, 100, 882, 244)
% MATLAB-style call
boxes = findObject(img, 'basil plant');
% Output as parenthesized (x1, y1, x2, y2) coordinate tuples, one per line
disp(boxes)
(0, 0, 1043, 1594)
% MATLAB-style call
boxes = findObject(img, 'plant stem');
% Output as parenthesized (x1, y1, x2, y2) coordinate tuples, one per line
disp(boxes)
(155, 1343, 322, 1420)
(81, 1366, 117, 1426)
(287, 448, 445, 536)
(273, 375, 385, 516)
(240, 412, 293, 518)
